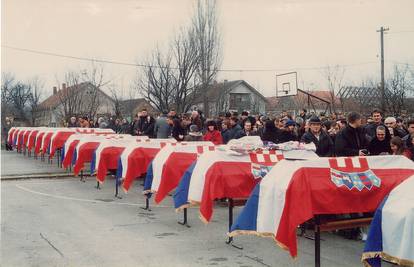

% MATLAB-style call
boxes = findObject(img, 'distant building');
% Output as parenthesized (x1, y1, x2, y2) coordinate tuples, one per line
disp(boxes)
(119, 98, 156, 121)
(34, 82, 115, 126)
(192, 80, 267, 116)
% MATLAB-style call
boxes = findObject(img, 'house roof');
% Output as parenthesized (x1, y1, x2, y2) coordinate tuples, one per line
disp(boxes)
(120, 98, 149, 107)
(193, 80, 267, 103)
(38, 82, 105, 110)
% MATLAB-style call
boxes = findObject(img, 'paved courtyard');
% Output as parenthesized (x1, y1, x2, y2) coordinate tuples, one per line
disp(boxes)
(1, 150, 384, 267)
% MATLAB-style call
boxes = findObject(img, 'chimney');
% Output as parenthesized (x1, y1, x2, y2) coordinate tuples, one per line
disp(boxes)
(53, 86, 57, 95)
(62, 83, 67, 90)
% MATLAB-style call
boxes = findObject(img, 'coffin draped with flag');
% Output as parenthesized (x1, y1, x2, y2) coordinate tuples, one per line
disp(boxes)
(362, 175, 414, 267)
(229, 156, 414, 258)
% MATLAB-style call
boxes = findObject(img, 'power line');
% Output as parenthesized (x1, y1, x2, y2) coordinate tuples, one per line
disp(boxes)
(387, 30, 414, 34)
(3, 44, 377, 73)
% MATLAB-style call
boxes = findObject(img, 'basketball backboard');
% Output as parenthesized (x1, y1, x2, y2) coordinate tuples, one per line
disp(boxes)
(276, 72, 298, 97)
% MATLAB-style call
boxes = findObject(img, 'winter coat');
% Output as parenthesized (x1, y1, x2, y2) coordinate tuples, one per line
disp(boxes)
(154, 116, 171, 139)
(301, 130, 333, 157)
(203, 130, 223, 145)
(335, 125, 368, 157)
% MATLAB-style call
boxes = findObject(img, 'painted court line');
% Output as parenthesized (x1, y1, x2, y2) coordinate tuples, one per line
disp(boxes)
(15, 184, 179, 209)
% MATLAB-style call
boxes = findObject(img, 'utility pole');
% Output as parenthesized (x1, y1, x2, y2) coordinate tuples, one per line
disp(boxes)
(377, 26, 389, 112)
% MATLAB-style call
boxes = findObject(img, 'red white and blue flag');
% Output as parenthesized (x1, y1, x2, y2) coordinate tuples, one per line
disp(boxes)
(229, 156, 414, 258)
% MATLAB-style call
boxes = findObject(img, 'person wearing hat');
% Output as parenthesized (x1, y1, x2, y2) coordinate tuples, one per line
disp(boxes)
(301, 116, 333, 157)
(184, 125, 203, 141)
(279, 119, 298, 143)
(203, 120, 223, 145)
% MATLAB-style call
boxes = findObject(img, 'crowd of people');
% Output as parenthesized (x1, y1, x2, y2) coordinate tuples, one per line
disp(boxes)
(64, 108, 414, 161)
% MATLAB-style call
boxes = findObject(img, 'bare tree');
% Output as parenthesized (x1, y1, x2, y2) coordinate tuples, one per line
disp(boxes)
(322, 65, 345, 113)
(137, 47, 175, 112)
(385, 64, 414, 115)
(172, 27, 200, 112)
(108, 83, 125, 118)
(193, 0, 221, 117)
(80, 62, 109, 120)
(1, 72, 16, 127)
(55, 71, 83, 122)
(27, 77, 44, 126)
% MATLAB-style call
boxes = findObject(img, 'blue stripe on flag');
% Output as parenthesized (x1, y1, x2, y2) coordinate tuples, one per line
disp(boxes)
(116, 158, 123, 179)
(144, 162, 154, 191)
(90, 150, 96, 174)
(61, 145, 65, 163)
(363, 195, 389, 267)
(230, 183, 260, 233)
(72, 149, 77, 166)
(173, 162, 196, 209)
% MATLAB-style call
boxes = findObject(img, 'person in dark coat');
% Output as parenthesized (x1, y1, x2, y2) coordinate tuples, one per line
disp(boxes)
(364, 109, 390, 142)
(133, 109, 155, 137)
(279, 120, 298, 143)
(261, 119, 282, 144)
(335, 112, 368, 157)
(221, 119, 232, 144)
(300, 116, 333, 157)
(368, 125, 391, 155)
(227, 117, 244, 141)
(240, 120, 258, 137)
(170, 117, 185, 141)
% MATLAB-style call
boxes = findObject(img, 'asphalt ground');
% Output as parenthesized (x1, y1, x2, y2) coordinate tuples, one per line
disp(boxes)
(0, 150, 389, 267)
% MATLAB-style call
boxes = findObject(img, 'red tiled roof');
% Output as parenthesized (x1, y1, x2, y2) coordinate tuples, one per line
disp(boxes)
(38, 82, 97, 110)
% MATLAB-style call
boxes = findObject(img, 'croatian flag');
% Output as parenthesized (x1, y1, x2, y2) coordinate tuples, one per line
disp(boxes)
(186, 148, 287, 223)
(49, 129, 77, 158)
(7, 127, 16, 145)
(362, 175, 414, 267)
(34, 130, 47, 155)
(73, 134, 138, 175)
(144, 141, 214, 196)
(229, 156, 414, 258)
(94, 136, 146, 183)
(152, 143, 215, 204)
(119, 138, 177, 192)
(27, 129, 40, 152)
(61, 134, 92, 169)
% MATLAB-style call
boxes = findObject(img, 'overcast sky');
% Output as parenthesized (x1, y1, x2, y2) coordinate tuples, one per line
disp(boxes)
(2, 0, 414, 99)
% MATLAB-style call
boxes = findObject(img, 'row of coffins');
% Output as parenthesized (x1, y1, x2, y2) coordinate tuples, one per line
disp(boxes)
(7, 127, 414, 267)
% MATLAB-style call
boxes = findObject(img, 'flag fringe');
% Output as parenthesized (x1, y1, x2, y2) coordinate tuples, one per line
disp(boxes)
(227, 230, 274, 238)
(175, 204, 190, 212)
(362, 251, 414, 267)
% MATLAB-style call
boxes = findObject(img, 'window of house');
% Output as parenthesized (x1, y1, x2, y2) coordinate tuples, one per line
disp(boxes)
(229, 93, 251, 110)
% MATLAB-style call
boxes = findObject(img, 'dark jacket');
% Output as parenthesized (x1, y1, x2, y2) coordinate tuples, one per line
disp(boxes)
(134, 115, 155, 137)
(171, 119, 185, 141)
(221, 129, 232, 144)
(301, 130, 333, 157)
(279, 130, 298, 143)
(364, 123, 391, 142)
(227, 124, 244, 141)
(261, 121, 282, 144)
(368, 138, 391, 155)
(335, 125, 368, 157)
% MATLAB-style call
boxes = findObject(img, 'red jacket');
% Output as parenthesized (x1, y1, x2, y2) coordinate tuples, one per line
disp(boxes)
(203, 130, 223, 145)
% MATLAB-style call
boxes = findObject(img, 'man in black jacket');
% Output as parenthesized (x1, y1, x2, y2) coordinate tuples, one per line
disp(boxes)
(133, 109, 155, 137)
(335, 112, 368, 157)
(300, 116, 333, 157)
